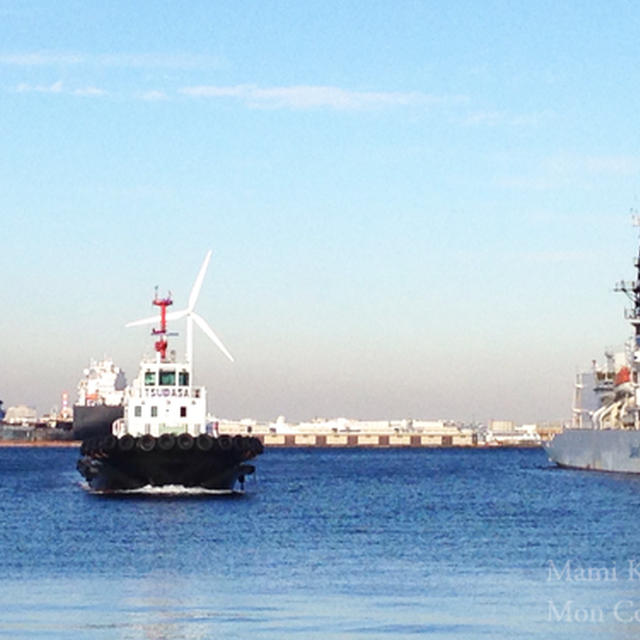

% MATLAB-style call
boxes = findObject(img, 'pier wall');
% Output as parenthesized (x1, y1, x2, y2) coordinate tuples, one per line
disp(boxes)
(236, 432, 478, 448)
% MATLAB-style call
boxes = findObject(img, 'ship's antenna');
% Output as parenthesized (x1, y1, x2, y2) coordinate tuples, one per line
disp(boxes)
(615, 212, 640, 345)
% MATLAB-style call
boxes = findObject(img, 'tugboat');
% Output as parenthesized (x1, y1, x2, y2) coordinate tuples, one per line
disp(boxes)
(76, 251, 263, 492)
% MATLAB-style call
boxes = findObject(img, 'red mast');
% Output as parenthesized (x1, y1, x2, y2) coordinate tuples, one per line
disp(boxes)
(152, 290, 173, 360)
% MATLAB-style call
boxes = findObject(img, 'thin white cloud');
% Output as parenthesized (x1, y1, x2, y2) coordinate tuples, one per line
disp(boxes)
(463, 109, 553, 127)
(0, 51, 222, 69)
(73, 86, 108, 97)
(179, 84, 463, 110)
(511, 112, 554, 127)
(523, 250, 589, 264)
(139, 90, 168, 101)
(98, 53, 221, 69)
(15, 81, 107, 97)
(457, 247, 590, 264)
(548, 153, 640, 177)
(497, 152, 640, 191)
(463, 110, 505, 126)
(584, 155, 640, 176)
(496, 175, 556, 190)
(8, 75, 463, 112)
(0, 53, 83, 65)
(181, 86, 246, 98)
(16, 80, 63, 93)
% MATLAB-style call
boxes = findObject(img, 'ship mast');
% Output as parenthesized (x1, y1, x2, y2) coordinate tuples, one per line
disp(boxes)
(151, 289, 174, 361)
(614, 213, 640, 429)
(615, 214, 640, 346)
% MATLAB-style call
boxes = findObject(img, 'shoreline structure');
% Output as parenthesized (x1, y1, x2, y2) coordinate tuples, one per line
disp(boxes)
(0, 417, 561, 448)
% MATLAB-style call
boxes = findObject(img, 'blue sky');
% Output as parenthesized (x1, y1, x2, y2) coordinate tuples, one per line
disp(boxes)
(2, 1, 640, 423)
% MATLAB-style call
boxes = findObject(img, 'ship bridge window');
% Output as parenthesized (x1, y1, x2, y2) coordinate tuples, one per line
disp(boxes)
(179, 371, 189, 386)
(159, 370, 176, 386)
(144, 371, 156, 386)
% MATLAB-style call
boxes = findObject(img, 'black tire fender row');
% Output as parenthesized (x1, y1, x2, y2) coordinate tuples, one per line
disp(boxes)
(81, 433, 264, 456)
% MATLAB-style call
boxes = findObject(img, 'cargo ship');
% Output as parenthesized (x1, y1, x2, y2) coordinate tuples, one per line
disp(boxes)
(546, 219, 640, 472)
(71, 358, 126, 440)
(76, 251, 263, 492)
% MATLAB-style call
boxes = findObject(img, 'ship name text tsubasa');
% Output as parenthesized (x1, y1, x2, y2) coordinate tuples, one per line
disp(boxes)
(143, 388, 200, 398)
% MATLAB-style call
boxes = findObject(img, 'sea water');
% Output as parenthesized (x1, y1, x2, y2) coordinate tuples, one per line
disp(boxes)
(2, 446, 640, 639)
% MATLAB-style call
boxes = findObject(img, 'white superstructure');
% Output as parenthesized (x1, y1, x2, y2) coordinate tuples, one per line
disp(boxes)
(114, 357, 208, 437)
(76, 358, 126, 407)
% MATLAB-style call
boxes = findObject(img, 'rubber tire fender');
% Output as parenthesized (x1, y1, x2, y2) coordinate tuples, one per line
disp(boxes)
(138, 434, 156, 452)
(118, 434, 135, 452)
(249, 437, 264, 455)
(158, 433, 176, 451)
(196, 433, 213, 451)
(101, 434, 117, 452)
(177, 433, 194, 451)
(233, 435, 247, 452)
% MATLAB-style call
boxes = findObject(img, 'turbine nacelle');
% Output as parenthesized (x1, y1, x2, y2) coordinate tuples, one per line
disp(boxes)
(126, 250, 233, 365)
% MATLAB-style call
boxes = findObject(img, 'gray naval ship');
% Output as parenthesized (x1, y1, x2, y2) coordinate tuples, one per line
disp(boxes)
(546, 220, 640, 472)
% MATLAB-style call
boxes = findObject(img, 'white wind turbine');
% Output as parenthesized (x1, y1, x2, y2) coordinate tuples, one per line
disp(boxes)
(126, 250, 233, 367)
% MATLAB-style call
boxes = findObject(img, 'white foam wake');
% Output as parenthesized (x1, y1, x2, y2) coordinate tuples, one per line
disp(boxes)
(80, 482, 241, 496)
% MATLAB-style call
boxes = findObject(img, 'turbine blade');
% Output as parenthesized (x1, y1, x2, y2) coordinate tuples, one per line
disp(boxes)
(125, 309, 188, 327)
(192, 312, 234, 362)
(188, 250, 212, 311)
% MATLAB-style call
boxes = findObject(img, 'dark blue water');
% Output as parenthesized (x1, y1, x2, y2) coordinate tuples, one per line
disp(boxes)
(2, 446, 640, 638)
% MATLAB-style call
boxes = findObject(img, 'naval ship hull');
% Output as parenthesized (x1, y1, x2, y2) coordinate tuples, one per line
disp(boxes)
(545, 429, 640, 473)
(77, 433, 263, 492)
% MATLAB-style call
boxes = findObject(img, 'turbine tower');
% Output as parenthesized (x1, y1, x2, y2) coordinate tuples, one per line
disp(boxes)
(126, 250, 233, 370)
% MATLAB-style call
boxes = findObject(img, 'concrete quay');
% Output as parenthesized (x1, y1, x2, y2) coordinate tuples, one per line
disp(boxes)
(214, 417, 550, 448)
(215, 418, 485, 448)
(253, 432, 477, 448)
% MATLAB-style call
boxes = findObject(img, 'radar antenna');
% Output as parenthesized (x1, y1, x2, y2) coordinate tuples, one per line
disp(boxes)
(615, 211, 640, 344)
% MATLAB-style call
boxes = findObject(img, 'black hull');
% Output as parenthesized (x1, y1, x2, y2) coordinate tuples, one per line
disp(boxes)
(72, 405, 124, 440)
(76, 434, 263, 492)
